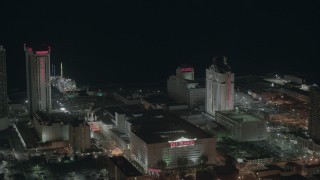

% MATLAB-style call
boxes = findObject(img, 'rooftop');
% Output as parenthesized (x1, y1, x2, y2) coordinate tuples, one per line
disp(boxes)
(282, 86, 309, 96)
(34, 112, 73, 125)
(104, 105, 146, 116)
(129, 110, 213, 144)
(216, 110, 263, 123)
(114, 91, 142, 100)
(143, 93, 176, 105)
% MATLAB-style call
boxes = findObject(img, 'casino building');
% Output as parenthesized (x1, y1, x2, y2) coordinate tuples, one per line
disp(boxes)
(167, 65, 205, 108)
(128, 111, 215, 172)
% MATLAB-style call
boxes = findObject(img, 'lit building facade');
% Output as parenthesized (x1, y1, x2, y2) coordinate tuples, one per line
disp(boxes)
(0, 45, 8, 130)
(215, 110, 266, 142)
(33, 112, 70, 143)
(206, 57, 234, 115)
(129, 111, 215, 172)
(167, 66, 205, 107)
(69, 120, 91, 153)
(24, 45, 51, 117)
(309, 86, 320, 142)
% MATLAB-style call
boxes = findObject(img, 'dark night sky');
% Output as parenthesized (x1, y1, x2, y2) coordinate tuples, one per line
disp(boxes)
(0, 1, 319, 90)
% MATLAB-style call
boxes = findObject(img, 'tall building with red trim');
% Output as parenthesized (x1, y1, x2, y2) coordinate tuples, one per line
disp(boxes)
(24, 45, 51, 117)
(206, 56, 234, 115)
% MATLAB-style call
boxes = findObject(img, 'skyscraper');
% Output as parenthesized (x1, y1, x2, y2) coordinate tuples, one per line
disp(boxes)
(206, 56, 234, 115)
(24, 45, 51, 117)
(0, 45, 8, 130)
(309, 86, 320, 142)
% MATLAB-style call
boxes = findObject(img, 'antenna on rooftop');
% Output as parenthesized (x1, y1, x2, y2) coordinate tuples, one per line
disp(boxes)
(213, 56, 217, 65)
(61, 62, 63, 78)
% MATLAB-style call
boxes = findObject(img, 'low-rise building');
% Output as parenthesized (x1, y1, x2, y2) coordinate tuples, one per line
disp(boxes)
(142, 93, 188, 110)
(33, 112, 70, 142)
(215, 109, 266, 142)
(113, 91, 142, 105)
(281, 87, 309, 103)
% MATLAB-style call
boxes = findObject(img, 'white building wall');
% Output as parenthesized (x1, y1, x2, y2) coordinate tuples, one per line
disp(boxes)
(206, 73, 213, 114)
(115, 112, 126, 133)
(206, 67, 234, 115)
(130, 132, 148, 171)
(147, 138, 215, 168)
(41, 123, 69, 142)
(131, 135, 216, 171)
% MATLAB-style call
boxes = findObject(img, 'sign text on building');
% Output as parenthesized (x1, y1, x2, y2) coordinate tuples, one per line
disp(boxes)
(168, 137, 196, 148)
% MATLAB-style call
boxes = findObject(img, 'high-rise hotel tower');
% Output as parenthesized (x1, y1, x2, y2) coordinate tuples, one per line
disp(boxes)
(24, 45, 51, 117)
(0, 45, 8, 130)
(206, 56, 234, 115)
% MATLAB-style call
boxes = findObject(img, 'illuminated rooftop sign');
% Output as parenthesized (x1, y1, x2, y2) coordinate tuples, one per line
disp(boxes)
(36, 51, 49, 54)
(168, 137, 196, 148)
(180, 67, 193, 72)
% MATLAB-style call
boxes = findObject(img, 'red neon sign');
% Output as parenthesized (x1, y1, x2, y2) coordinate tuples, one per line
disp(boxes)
(148, 168, 161, 173)
(168, 137, 196, 148)
(169, 141, 195, 147)
(180, 67, 193, 72)
(36, 51, 49, 54)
